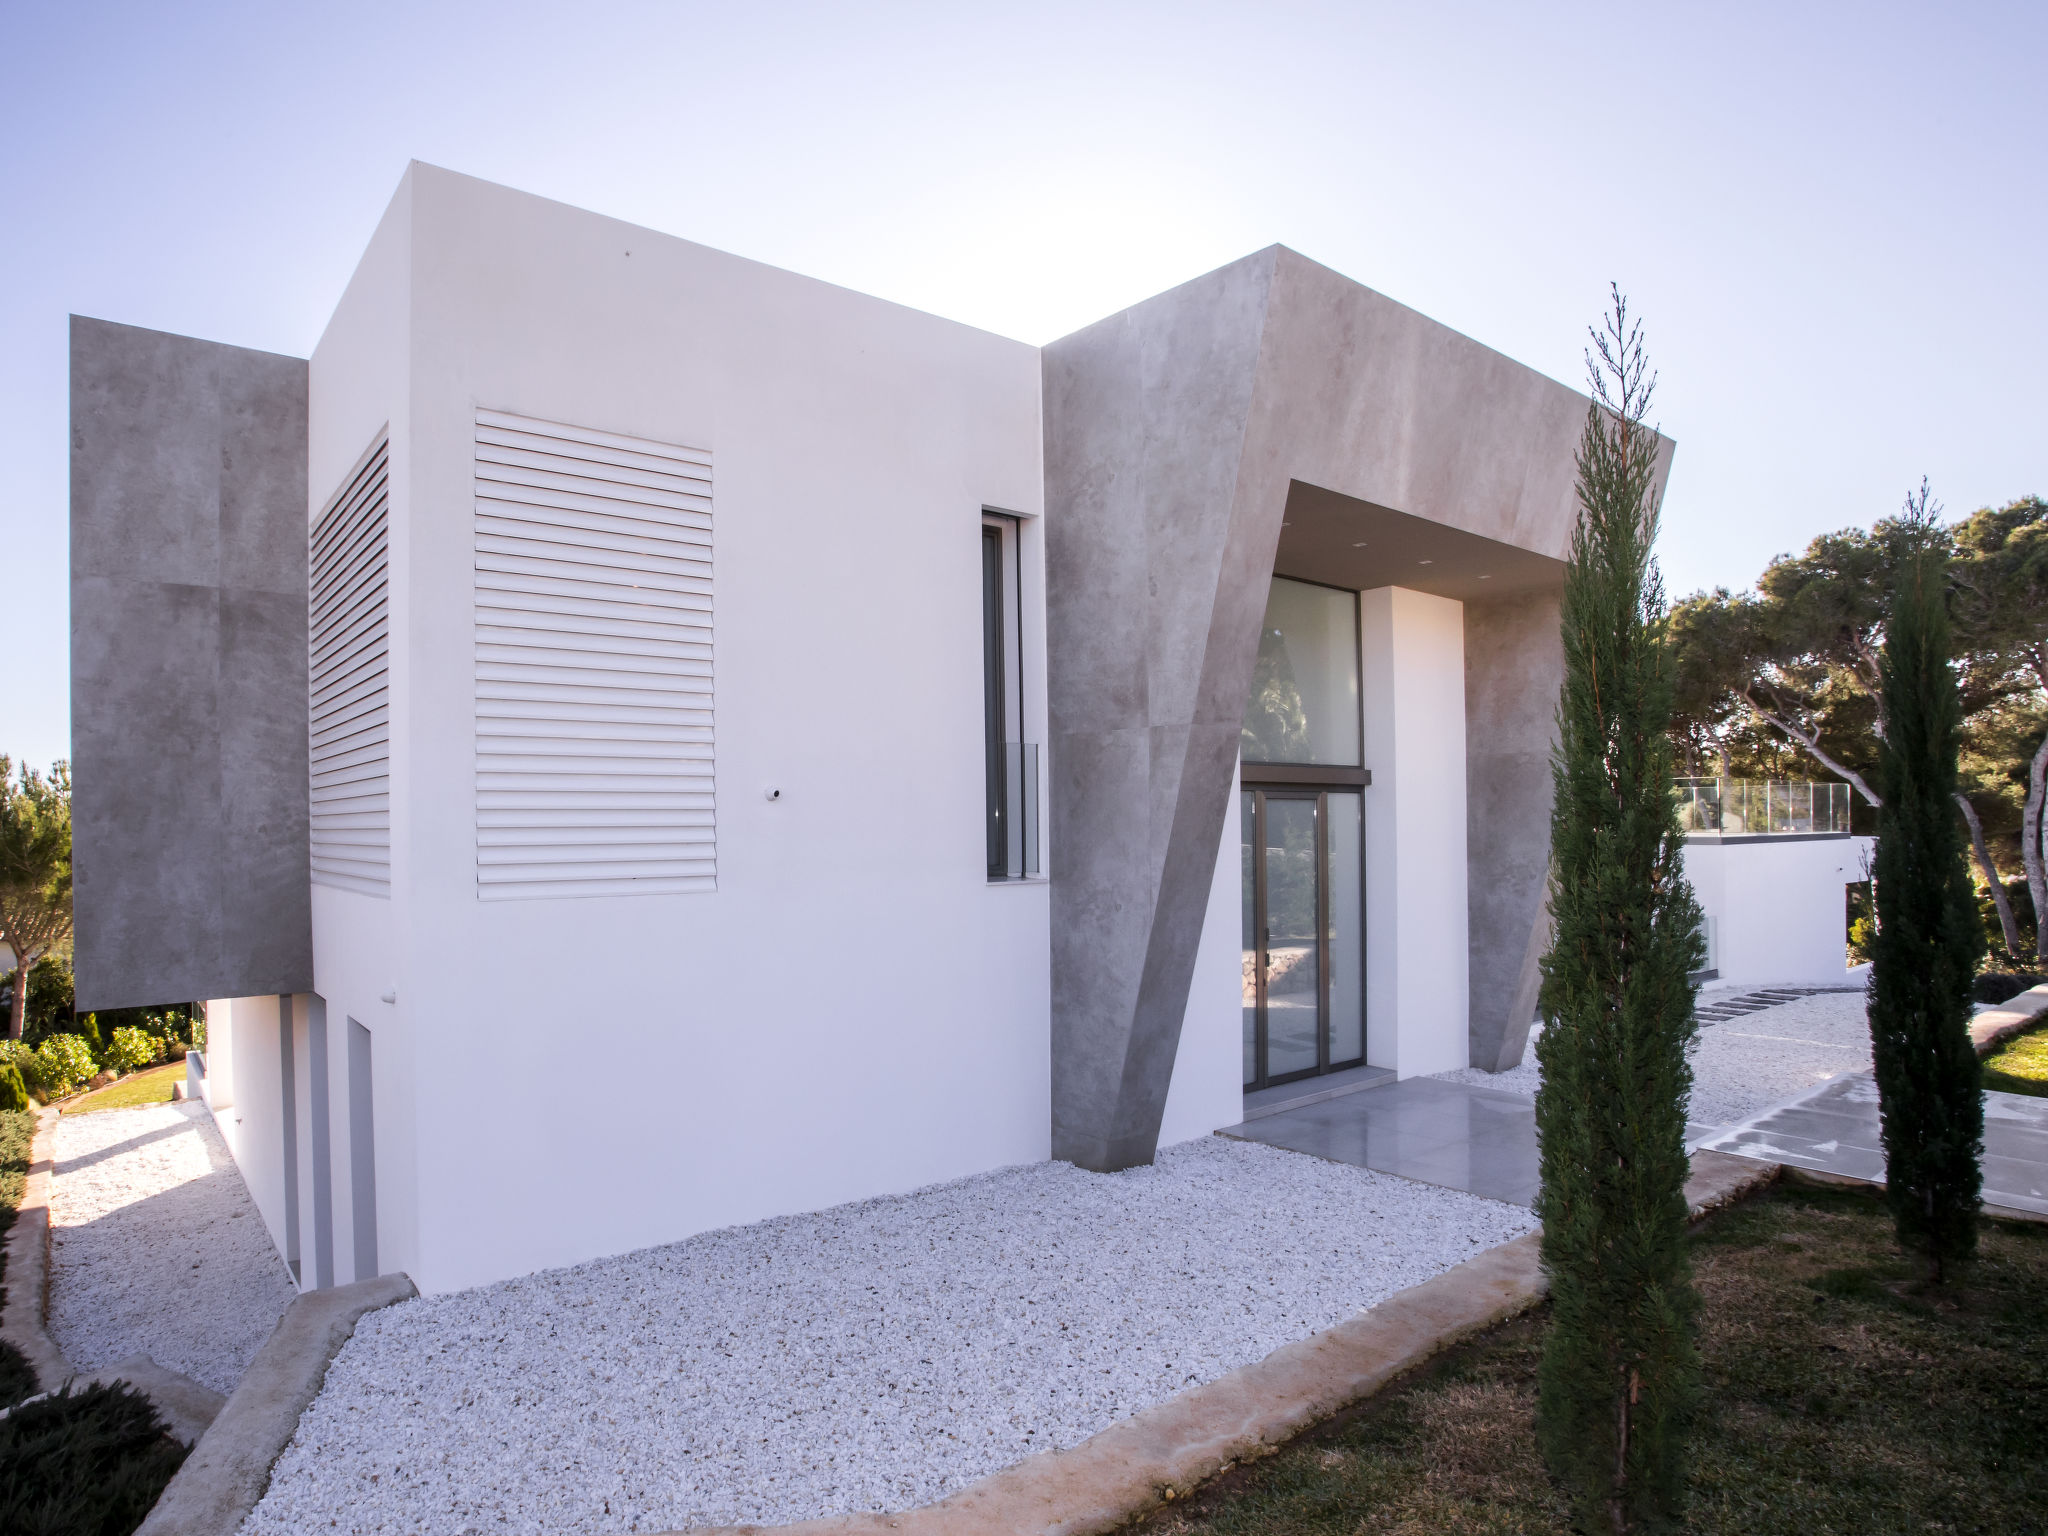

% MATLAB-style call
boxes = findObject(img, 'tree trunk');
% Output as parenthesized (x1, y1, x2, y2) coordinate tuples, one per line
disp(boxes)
(1737, 694, 1882, 806)
(1958, 792, 2022, 958)
(2025, 729, 2048, 964)
(7, 949, 32, 1041)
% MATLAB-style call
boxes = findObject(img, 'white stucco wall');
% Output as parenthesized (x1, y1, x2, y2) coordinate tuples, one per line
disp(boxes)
(306, 165, 1051, 1293)
(1361, 586, 1470, 1077)
(204, 993, 294, 1275)
(1681, 835, 1872, 989)
(1160, 775, 1248, 1146)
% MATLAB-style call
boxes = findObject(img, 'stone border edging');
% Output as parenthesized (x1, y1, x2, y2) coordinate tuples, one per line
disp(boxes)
(1, 1105, 75, 1395)
(136, 1271, 417, 1536)
(1972, 983, 2048, 1057)
(669, 1150, 1777, 1536)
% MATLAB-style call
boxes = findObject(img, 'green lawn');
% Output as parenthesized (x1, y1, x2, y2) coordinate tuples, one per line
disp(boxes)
(61, 1060, 185, 1115)
(1136, 1183, 2048, 1536)
(1983, 1022, 2048, 1098)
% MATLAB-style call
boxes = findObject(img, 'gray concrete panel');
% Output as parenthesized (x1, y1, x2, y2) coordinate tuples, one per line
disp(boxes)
(1044, 252, 1278, 1170)
(1045, 247, 1674, 1167)
(71, 317, 312, 1011)
(1463, 591, 1565, 1071)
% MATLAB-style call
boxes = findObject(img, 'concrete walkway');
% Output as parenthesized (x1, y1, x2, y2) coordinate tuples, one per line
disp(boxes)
(1696, 1074, 2048, 1216)
(49, 1101, 297, 1395)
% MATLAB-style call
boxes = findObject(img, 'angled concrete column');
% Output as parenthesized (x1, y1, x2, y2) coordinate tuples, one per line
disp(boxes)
(1043, 252, 1284, 1171)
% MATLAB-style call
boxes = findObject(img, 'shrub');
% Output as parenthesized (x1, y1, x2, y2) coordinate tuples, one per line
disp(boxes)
(0, 1380, 189, 1531)
(0, 1063, 25, 1114)
(1974, 971, 2047, 1006)
(1868, 532, 1983, 1280)
(104, 1026, 158, 1075)
(26, 1033, 97, 1099)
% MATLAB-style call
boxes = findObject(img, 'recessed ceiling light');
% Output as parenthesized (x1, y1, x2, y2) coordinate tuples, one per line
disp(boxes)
(1418, 559, 1434, 565)
(1281, 522, 1292, 528)
(1480, 574, 1493, 580)
(1351, 541, 1369, 548)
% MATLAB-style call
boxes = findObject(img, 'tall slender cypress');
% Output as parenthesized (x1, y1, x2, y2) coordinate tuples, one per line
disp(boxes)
(1534, 291, 1705, 1536)
(1868, 507, 1983, 1280)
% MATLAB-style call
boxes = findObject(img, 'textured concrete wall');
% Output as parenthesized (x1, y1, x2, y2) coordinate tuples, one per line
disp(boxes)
(1462, 590, 1565, 1070)
(71, 317, 312, 1010)
(1043, 246, 1664, 1167)
(1043, 252, 1280, 1171)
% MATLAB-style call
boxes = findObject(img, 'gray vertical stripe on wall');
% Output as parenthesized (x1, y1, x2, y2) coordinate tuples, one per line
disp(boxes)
(348, 1018, 378, 1280)
(307, 996, 334, 1290)
(309, 439, 392, 896)
(472, 409, 716, 898)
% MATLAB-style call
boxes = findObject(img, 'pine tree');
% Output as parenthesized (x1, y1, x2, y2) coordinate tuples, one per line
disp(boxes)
(1868, 491, 1984, 1281)
(1534, 290, 1705, 1536)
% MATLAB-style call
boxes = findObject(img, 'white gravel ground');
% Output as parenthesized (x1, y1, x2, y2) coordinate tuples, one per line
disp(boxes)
(243, 1136, 1534, 1536)
(1432, 985, 1874, 1130)
(49, 1100, 297, 1395)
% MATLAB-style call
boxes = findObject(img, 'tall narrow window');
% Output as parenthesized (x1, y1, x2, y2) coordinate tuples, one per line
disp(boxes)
(981, 514, 1036, 879)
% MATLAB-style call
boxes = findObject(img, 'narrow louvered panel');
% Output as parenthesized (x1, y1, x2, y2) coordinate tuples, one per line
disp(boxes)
(475, 410, 714, 898)
(309, 439, 391, 896)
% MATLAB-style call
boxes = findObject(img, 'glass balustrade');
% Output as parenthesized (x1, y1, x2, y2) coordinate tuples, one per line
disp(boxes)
(1674, 778, 1853, 836)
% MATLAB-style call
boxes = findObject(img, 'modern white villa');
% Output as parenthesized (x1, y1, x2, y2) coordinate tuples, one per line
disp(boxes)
(67, 163, 1864, 1299)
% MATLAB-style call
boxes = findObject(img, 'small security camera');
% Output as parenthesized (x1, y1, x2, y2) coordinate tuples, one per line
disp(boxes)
(763, 785, 782, 802)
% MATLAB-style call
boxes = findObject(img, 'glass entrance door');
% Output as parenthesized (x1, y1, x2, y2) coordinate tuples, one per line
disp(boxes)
(1242, 786, 1365, 1090)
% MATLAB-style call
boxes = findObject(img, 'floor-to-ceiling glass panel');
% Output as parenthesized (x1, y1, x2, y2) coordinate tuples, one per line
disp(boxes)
(1263, 796, 1322, 1079)
(1325, 791, 1365, 1066)
(1241, 790, 1258, 1087)
(1240, 577, 1361, 766)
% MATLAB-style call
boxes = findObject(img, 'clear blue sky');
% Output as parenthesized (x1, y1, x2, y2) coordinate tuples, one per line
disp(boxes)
(2, 1, 2041, 771)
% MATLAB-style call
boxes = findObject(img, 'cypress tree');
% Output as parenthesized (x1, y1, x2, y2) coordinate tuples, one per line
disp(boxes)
(1868, 499, 1983, 1281)
(1534, 290, 1705, 1536)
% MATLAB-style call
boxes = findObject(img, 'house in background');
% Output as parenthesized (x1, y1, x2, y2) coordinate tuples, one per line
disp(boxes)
(68, 164, 1655, 1295)
(1677, 778, 1873, 988)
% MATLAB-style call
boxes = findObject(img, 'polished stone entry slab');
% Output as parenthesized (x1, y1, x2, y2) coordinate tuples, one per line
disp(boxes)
(1222, 1078, 1543, 1207)
(1226, 1075, 1740, 1208)
(1697, 1072, 2048, 1216)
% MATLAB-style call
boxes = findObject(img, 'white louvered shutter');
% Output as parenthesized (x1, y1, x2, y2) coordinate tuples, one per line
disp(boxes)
(309, 440, 392, 896)
(473, 409, 715, 899)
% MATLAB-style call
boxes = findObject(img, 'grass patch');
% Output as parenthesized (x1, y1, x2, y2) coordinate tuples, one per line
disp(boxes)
(0, 1381, 189, 1535)
(1136, 1183, 2048, 1536)
(60, 1061, 184, 1115)
(1983, 1021, 2048, 1098)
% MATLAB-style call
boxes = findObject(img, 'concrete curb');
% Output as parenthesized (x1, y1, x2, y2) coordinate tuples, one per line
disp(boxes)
(2, 1105, 75, 1396)
(1972, 983, 2048, 1057)
(136, 1272, 416, 1536)
(671, 1151, 1779, 1536)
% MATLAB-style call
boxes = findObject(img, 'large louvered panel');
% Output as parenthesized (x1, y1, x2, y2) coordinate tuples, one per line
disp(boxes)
(474, 408, 714, 899)
(309, 439, 392, 896)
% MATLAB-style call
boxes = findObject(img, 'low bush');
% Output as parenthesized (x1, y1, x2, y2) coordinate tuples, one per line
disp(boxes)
(0, 1381, 189, 1533)
(0, 1062, 26, 1114)
(1974, 970, 2047, 1006)
(25, 1034, 97, 1100)
(103, 1026, 158, 1076)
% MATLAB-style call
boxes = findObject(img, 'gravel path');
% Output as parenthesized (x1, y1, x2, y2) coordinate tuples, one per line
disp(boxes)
(1432, 985, 1874, 1129)
(49, 1101, 296, 1395)
(243, 1136, 1534, 1535)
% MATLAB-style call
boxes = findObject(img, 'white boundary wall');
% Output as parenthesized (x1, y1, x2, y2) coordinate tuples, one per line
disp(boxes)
(1681, 835, 1872, 989)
